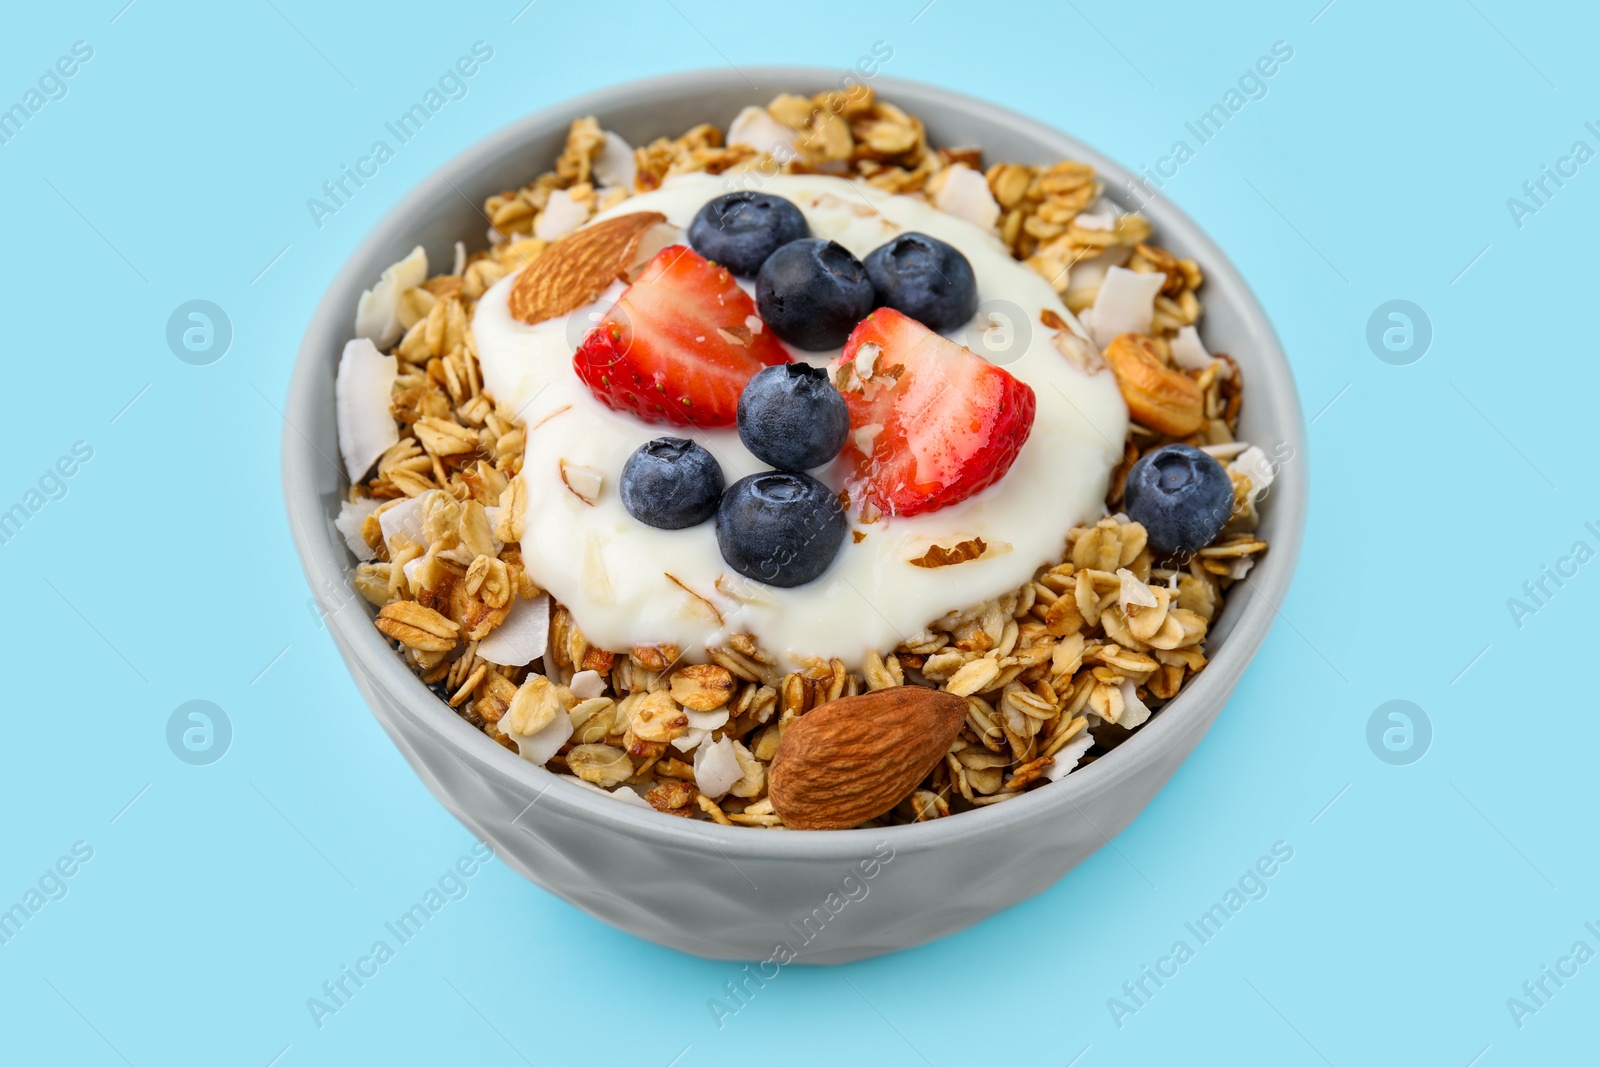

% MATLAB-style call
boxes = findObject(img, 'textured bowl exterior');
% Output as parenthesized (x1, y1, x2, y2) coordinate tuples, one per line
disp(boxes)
(284, 68, 1308, 963)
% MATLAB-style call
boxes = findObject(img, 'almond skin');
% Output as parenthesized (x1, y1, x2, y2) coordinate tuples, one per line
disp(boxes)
(769, 688, 968, 830)
(1103, 331, 1204, 436)
(508, 211, 666, 325)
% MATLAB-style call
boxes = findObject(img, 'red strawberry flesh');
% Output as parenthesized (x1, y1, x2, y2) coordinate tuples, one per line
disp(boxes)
(833, 308, 1036, 517)
(573, 245, 790, 427)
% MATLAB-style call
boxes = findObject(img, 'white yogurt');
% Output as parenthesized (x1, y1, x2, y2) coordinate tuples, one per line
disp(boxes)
(472, 173, 1128, 667)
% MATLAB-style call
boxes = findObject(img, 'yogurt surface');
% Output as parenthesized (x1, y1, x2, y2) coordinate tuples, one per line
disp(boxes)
(472, 173, 1128, 666)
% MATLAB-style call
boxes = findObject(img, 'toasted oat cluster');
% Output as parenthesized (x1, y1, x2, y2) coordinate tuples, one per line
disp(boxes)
(340, 88, 1270, 828)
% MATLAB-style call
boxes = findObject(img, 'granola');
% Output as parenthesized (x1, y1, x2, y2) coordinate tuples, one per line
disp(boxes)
(334, 87, 1272, 827)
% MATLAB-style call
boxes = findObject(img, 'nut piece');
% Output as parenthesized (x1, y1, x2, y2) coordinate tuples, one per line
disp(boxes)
(507, 211, 667, 325)
(769, 688, 968, 830)
(1102, 332, 1203, 436)
(668, 664, 736, 711)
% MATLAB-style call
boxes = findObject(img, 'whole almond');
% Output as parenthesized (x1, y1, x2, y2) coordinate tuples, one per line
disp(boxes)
(769, 688, 968, 830)
(508, 211, 667, 325)
(1103, 331, 1204, 436)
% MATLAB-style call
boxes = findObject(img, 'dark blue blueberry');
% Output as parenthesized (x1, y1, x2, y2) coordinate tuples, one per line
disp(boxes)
(863, 232, 979, 333)
(737, 363, 850, 471)
(716, 471, 847, 587)
(687, 192, 809, 277)
(619, 437, 724, 530)
(1123, 444, 1235, 558)
(755, 239, 875, 351)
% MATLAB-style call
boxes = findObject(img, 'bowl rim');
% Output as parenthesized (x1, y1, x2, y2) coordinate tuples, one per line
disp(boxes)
(284, 66, 1308, 863)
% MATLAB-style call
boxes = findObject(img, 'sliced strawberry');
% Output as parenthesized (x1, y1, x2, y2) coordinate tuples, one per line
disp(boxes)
(573, 245, 790, 427)
(832, 308, 1036, 517)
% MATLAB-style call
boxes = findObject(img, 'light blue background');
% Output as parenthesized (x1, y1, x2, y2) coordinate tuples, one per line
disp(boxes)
(3, 1, 1594, 1063)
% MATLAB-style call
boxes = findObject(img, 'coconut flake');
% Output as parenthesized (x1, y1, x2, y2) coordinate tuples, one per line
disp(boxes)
(377, 489, 439, 551)
(1082, 266, 1165, 349)
(502, 703, 572, 766)
(535, 189, 589, 241)
(570, 669, 606, 700)
(744, 314, 764, 334)
(1229, 556, 1256, 581)
(694, 736, 744, 799)
(1043, 728, 1097, 781)
(593, 131, 637, 190)
(727, 106, 799, 158)
(477, 593, 551, 667)
(608, 785, 652, 808)
(1066, 244, 1131, 293)
(1117, 679, 1153, 730)
(335, 338, 400, 482)
(1170, 325, 1214, 372)
(1117, 568, 1159, 612)
(451, 241, 466, 277)
(684, 708, 730, 732)
(1074, 209, 1116, 231)
(1229, 445, 1275, 505)
(671, 728, 709, 754)
(334, 497, 382, 560)
(354, 245, 427, 349)
(932, 164, 1000, 231)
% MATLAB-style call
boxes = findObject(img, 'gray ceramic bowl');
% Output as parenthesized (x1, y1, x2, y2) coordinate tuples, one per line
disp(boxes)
(284, 68, 1307, 963)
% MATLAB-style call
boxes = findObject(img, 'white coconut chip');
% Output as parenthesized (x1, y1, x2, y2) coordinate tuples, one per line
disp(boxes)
(1170, 324, 1213, 372)
(694, 735, 744, 799)
(535, 189, 589, 241)
(671, 728, 709, 754)
(1043, 729, 1097, 781)
(593, 131, 637, 191)
(377, 489, 439, 551)
(451, 240, 466, 278)
(1229, 556, 1256, 581)
(1065, 244, 1131, 293)
(1081, 266, 1165, 349)
(1117, 679, 1153, 730)
(932, 164, 1000, 231)
(335, 338, 400, 482)
(569, 669, 606, 700)
(1229, 445, 1275, 506)
(727, 106, 799, 158)
(354, 245, 427, 349)
(476, 593, 551, 667)
(684, 708, 730, 732)
(607, 785, 653, 808)
(334, 497, 382, 560)
(502, 706, 572, 766)
(1117, 567, 1159, 612)
(1074, 209, 1116, 231)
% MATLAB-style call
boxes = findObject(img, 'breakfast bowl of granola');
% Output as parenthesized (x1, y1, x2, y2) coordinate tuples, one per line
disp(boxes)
(284, 68, 1306, 961)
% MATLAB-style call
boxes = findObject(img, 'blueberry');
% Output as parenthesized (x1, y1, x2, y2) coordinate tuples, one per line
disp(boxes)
(737, 364, 850, 471)
(1123, 444, 1235, 558)
(863, 232, 979, 333)
(716, 471, 847, 587)
(687, 192, 809, 277)
(619, 437, 725, 530)
(755, 239, 876, 351)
